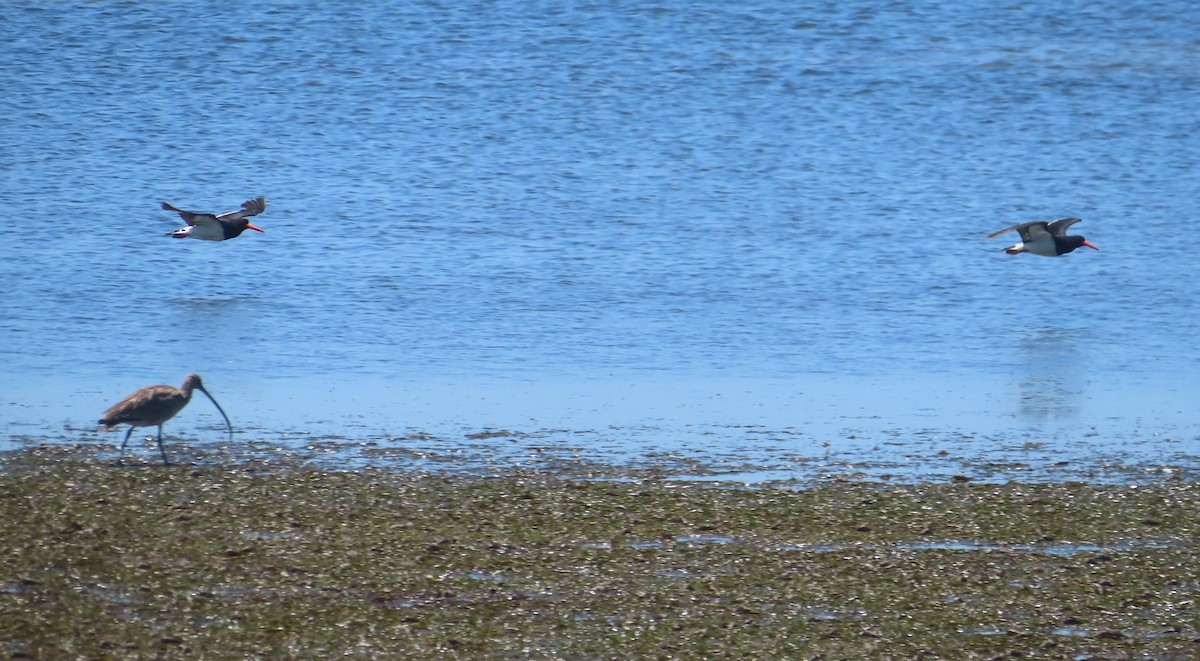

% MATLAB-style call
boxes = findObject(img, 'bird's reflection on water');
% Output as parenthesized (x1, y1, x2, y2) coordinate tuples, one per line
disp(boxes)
(1016, 327, 1086, 421)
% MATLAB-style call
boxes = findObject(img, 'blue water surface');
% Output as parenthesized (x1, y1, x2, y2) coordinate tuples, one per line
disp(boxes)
(2, 0, 1199, 479)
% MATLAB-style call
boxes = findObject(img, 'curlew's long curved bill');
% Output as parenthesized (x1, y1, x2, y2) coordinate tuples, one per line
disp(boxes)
(196, 385, 234, 441)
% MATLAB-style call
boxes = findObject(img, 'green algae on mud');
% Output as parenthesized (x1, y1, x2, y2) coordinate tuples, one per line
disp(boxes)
(1, 452, 1197, 659)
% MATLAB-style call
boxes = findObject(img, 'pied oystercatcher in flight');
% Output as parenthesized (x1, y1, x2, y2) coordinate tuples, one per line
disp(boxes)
(988, 217, 1098, 256)
(162, 196, 267, 241)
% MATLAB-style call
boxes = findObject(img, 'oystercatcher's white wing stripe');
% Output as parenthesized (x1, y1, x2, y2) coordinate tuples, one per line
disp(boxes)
(216, 197, 266, 221)
(1046, 217, 1082, 236)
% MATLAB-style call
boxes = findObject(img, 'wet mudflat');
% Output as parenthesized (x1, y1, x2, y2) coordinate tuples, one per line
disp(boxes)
(2, 448, 1197, 660)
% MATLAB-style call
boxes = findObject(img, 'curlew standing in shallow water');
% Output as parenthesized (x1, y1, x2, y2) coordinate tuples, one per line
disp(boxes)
(99, 373, 233, 465)
(162, 196, 267, 241)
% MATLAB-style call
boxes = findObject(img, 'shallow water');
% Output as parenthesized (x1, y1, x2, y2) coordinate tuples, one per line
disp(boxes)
(2, 0, 1199, 479)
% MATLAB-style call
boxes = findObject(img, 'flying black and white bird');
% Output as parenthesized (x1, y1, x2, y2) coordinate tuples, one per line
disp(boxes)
(162, 196, 267, 241)
(988, 218, 1098, 256)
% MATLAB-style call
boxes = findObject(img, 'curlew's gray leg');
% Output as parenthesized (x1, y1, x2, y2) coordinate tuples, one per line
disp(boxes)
(116, 426, 136, 466)
(156, 425, 170, 466)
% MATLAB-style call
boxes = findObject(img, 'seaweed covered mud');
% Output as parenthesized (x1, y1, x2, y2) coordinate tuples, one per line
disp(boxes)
(1, 450, 1197, 659)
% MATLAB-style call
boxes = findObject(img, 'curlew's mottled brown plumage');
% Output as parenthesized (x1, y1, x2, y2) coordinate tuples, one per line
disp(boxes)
(99, 373, 232, 465)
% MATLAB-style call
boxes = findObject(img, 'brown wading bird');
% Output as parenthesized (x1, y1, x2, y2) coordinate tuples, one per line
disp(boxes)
(99, 373, 233, 466)
(162, 196, 267, 241)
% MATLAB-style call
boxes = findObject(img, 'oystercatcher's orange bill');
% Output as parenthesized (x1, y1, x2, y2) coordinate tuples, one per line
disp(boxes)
(247, 224, 265, 233)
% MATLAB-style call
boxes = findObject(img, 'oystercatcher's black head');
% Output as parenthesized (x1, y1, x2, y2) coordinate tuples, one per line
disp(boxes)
(1060, 235, 1100, 255)
(223, 218, 266, 240)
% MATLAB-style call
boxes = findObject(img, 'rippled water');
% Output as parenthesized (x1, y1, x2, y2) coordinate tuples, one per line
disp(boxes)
(2, 1, 1199, 477)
